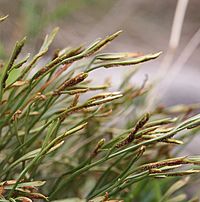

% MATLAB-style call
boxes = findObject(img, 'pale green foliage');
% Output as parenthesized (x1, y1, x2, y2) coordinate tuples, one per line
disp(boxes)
(0, 17, 200, 202)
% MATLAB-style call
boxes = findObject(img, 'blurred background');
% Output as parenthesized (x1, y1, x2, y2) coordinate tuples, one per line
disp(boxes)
(0, 0, 200, 154)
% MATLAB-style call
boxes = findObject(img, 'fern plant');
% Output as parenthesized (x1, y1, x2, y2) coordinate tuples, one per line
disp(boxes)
(0, 16, 200, 202)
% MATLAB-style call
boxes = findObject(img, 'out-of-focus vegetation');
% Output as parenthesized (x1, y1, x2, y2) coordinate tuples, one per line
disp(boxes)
(0, 0, 115, 58)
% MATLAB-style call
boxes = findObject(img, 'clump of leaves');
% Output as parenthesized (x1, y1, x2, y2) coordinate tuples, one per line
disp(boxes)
(0, 16, 200, 202)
